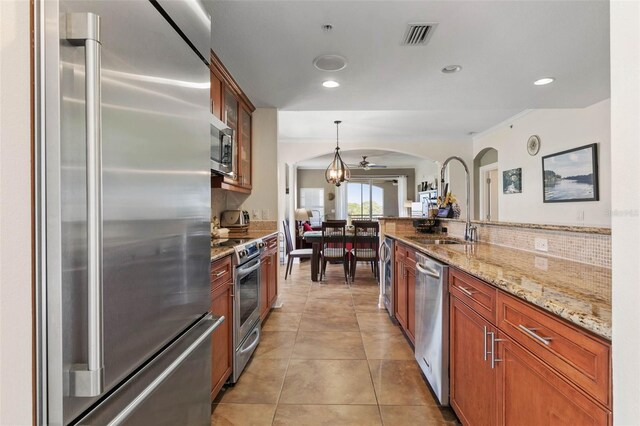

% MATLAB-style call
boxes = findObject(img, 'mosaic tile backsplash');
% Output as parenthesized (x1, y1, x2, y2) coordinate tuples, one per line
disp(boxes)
(379, 218, 611, 268)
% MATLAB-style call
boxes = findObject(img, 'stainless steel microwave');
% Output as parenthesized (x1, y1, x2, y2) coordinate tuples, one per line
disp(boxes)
(210, 115, 235, 178)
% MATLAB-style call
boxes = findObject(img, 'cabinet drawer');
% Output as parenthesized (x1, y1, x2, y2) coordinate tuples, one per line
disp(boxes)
(211, 255, 232, 289)
(449, 268, 497, 323)
(497, 293, 611, 408)
(395, 243, 415, 267)
(265, 235, 278, 250)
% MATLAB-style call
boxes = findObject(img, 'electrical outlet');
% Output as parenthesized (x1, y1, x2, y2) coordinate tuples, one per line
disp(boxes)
(534, 256, 548, 270)
(534, 238, 548, 252)
(577, 210, 585, 222)
(252, 209, 259, 219)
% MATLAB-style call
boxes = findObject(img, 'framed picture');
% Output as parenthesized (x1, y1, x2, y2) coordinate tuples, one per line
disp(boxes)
(503, 168, 522, 194)
(542, 143, 599, 203)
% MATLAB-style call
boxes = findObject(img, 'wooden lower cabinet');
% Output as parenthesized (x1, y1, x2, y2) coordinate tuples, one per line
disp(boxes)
(394, 256, 408, 329)
(449, 265, 612, 426)
(406, 266, 416, 342)
(496, 333, 610, 426)
(450, 296, 496, 426)
(260, 236, 279, 321)
(210, 265, 233, 400)
(393, 242, 416, 344)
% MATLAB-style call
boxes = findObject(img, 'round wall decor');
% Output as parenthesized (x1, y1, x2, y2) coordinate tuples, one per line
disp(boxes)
(327, 192, 335, 201)
(527, 135, 541, 156)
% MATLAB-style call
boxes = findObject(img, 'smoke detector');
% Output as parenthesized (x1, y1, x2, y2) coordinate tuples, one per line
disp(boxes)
(402, 23, 438, 46)
(313, 54, 348, 72)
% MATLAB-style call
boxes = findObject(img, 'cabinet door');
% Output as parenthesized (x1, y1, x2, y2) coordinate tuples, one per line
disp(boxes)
(223, 88, 239, 185)
(268, 251, 278, 306)
(394, 259, 407, 329)
(210, 70, 223, 119)
(406, 265, 416, 344)
(496, 333, 610, 426)
(210, 281, 232, 399)
(450, 296, 496, 426)
(238, 106, 252, 188)
(260, 257, 269, 321)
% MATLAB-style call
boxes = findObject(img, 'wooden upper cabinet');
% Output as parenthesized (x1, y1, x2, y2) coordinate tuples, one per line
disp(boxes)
(209, 50, 255, 193)
(210, 70, 223, 119)
(238, 105, 252, 189)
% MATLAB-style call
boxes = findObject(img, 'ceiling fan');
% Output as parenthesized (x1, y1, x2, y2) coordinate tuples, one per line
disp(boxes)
(347, 156, 388, 171)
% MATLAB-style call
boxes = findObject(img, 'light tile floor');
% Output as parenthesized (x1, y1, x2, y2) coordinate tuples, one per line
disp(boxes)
(211, 260, 459, 425)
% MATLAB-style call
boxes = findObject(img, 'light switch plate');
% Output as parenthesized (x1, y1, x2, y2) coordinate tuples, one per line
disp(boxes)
(534, 238, 548, 252)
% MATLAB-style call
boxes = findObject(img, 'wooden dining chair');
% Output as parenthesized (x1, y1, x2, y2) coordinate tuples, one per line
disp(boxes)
(283, 220, 312, 280)
(350, 221, 380, 280)
(320, 220, 350, 283)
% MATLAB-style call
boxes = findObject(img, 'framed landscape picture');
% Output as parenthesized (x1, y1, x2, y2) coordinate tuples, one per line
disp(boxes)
(542, 143, 599, 203)
(503, 168, 522, 194)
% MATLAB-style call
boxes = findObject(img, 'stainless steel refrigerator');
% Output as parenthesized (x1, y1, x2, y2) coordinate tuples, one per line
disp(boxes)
(35, 0, 220, 424)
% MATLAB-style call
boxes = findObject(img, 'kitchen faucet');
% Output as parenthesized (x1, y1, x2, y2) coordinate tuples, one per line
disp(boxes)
(440, 156, 477, 242)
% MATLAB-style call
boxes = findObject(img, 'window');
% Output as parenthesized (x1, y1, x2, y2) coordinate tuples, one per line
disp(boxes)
(347, 180, 384, 221)
(299, 188, 324, 226)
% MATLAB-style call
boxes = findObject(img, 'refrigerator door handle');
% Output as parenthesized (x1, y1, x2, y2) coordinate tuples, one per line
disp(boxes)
(66, 12, 105, 398)
(105, 315, 224, 426)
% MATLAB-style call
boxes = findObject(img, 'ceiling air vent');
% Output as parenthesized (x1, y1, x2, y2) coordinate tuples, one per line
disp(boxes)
(402, 23, 437, 46)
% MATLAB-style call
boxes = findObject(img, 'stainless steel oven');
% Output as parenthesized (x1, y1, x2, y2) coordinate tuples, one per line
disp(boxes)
(210, 114, 235, 178)
(381, 236, 395, 320)
(231, 251, 261, 383)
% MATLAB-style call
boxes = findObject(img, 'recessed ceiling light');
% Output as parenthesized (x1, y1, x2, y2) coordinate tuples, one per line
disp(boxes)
(322, 80, 340, 88)
(441, 65, 462, 74)
(534, 77, 555, 86)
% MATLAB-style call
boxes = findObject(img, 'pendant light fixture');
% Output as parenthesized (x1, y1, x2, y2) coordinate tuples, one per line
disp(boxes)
(325, 120, 351, 186)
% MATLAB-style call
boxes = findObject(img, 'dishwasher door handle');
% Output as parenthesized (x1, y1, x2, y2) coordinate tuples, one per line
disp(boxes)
(415, 262, 440, 279)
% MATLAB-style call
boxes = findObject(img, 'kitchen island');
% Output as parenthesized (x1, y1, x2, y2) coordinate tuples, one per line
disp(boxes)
(385, 231, 612, 425)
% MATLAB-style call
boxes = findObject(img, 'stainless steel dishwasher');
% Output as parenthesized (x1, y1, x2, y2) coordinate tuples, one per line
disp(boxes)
(415, 252, 450, 406)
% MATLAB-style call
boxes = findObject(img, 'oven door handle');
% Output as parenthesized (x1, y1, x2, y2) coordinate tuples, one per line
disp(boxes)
(239, 326, 261, 355)
(236, 260, 261, 280)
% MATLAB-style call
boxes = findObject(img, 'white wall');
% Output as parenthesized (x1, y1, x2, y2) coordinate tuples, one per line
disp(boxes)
(473, 99, 611, 227)
(241, 108, 278, 220)
(0, 0, 34, 424)
(414, 159, 439, 200)
(611, 1, 640, 424)
(213, 108, 279, 222)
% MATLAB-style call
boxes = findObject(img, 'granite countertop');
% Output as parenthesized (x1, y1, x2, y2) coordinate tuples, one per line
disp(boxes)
(386, 232, 612, 340)
(210, 230, 279, 262)
(379, 216, 611, 235)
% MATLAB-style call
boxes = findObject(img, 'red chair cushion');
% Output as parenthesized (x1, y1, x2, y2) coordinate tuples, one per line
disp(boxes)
(303, 222, 313, 232)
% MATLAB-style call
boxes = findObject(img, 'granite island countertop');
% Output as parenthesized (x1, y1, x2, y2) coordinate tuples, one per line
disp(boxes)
(386, 232, 612, 340)
(210, 230, 278, 262)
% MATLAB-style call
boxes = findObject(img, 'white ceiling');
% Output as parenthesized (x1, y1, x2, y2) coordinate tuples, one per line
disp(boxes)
(297, 148, 427, 169)
(211, 0, 610, 140)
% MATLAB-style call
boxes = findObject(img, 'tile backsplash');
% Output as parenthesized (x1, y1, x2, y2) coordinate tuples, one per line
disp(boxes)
(378, 218, 611, 268)
(445, 221, 611, 268)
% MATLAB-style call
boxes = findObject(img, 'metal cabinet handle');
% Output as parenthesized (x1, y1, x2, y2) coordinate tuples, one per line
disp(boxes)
(213, 270, 226, 278)
(415, 262, 440, 279)
(488, 331, 505, 369)
(458, 286, 477, 298)
(66, 12, 104, 398)
(518, 324, 552, 346)
(483, 326, 488, 361)
(107, 315, 224, 426)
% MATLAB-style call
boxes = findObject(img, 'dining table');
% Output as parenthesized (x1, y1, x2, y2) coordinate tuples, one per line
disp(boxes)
(303, 230, 380, 282)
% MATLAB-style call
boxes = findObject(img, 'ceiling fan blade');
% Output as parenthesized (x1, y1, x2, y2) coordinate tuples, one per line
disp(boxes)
(368, 165, 387, 168)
